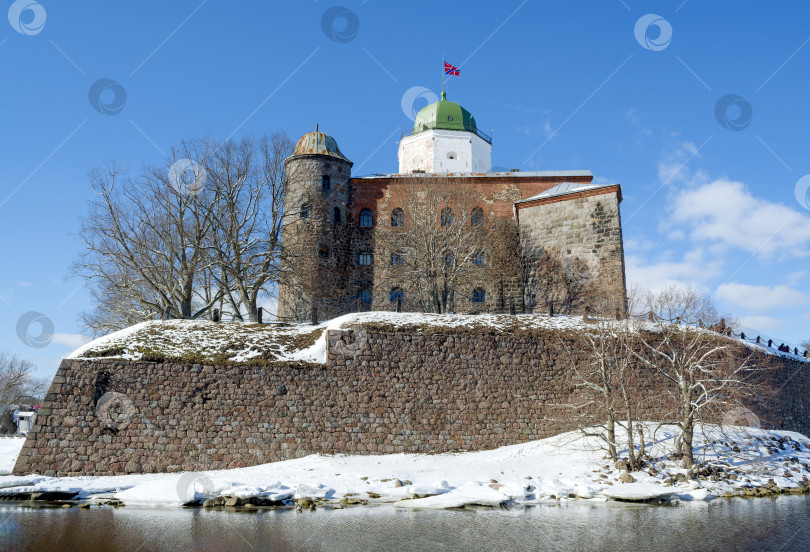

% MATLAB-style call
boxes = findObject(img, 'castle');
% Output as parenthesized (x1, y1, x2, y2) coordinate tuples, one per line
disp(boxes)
(277, 91, 628, 321)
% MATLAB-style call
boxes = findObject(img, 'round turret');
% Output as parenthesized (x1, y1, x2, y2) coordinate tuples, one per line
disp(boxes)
(279, 129, 354, 322)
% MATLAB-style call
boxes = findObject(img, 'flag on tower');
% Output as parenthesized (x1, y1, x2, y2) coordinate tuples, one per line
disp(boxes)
(444, 62, 460, 77)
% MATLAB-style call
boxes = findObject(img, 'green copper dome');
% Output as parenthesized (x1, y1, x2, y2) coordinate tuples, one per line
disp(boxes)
(413, 91, 478, 135)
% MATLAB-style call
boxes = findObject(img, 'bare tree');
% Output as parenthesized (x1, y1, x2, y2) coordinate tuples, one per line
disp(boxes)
(0, 353, 46, 412)
(531, 247, 593, 314)
(375, 176, 497, 313)
(74, 138, 221, 330)
(632, 286, 762, 468)
(75, 134, 292, 331)
(802, 338, 810, 352)
(564, 303, 644, 469)
(204, 133, 292, 322)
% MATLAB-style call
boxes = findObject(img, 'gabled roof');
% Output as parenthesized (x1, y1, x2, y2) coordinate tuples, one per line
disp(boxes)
(516, 181, 619, 204)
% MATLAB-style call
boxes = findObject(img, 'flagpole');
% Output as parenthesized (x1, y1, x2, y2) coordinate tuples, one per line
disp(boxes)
(442, 55, 445, 98)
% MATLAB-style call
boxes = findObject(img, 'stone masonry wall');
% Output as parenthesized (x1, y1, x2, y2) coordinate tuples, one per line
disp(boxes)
(519, 188, 627, 315)
(14, 328, 809, 476)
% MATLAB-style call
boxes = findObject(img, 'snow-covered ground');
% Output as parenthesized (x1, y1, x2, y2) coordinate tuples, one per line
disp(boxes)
(2, 424, 809, 509)
(68, 312, 594, 365)
(0, 437, 25, 475)
(69, 312, 808, 365)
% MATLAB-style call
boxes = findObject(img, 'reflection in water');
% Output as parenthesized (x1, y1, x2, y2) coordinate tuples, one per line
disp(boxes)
(2, 496, 809, 552)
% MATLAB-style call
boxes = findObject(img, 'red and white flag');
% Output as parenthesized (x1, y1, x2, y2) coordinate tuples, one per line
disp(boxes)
(444, 62, 460, 77)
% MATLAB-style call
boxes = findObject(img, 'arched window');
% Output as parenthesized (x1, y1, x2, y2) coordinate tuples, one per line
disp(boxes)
(300, 204, 310, 219)
(471, 207, 484, 227)
(473, 251, 485, 265)
(441, 207, 454, 227)
(358, 289, 372, 311)
(390, 287, 404, 303)
(358, 251, 372, 266)
(359, 208, 373, 228)
(447, 151, 456, 160)
(391, 208, 404, 227)
(472, 287, 486, 303)
(333, 206, 342, 224)
(322, 175, 331, 191)
(391, 252, 404, 266)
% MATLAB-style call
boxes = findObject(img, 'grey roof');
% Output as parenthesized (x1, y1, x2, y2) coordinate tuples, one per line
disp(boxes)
(353, 170, 594, 179)
(516, 181, 618, 204)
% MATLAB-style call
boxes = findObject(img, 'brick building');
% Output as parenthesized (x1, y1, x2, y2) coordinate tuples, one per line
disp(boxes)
(277, 93, 627, 321)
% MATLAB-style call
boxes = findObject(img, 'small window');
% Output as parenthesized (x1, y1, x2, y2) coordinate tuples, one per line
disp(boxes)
(300, 204, 310, 219)
(333, 206, 342, 224)
(443, 252, 454, 267)
(473, 251, 485, 265)
(447, 115, 453, 122)
(391, 208, 404, 227)
(359, 252, 372, 266)
(391, 252, 404, 266)
(441, 207, 454, 227)
(447, 151, 456, 160)
(358, 289, 372, 310)
(318, 244, 330, 258)
(322, 175, 331, 191)
(473, 287, 486, 303)
(359, 208, 373, 228)
(390, 287, 403, 303)
(471, 207, 484, 227)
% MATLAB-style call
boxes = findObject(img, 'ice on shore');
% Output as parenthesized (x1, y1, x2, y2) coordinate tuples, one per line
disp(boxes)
(2, 424, 809, 510)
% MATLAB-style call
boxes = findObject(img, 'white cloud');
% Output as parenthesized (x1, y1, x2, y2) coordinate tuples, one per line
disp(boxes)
(668, 179, 810, 259)
(716, 282, 810, 312)
(657, 141, 700, 185)
(51, 333, 91, 350)
(786, 270, 806, 286)
(739, 315, 787, 335)
(625, 247, 721, 294)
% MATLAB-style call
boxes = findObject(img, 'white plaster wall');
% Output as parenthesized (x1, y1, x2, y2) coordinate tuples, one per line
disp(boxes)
(398, 129, 492, 174)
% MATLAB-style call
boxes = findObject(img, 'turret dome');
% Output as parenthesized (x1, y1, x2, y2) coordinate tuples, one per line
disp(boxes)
(413, 91, 478, 135)
(292, 130, 349, 161)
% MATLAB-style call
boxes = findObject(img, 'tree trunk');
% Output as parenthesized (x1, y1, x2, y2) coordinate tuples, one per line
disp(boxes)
(606, 412, 617, 462)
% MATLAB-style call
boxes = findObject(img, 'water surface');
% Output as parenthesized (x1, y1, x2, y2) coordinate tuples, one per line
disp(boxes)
(2, 496, 809, 551)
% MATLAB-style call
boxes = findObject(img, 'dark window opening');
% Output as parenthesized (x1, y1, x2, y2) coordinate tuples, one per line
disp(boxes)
(318, 244, 330, 258)
(473, 251, 485, 265)
(441, 207, 454, 227)
(322, 175, 331, 191)
(358, 289, 372, 311)
(359, 208, 373, 228)
(473, 287, 486, 303)
(391, 252, 404, 266)
(300, 204, 310, 219)
(333, 206, 342, 224)
(443, 252, 455, 267)
(471, 207, 484, 227)
(359, 252, 372, 266)
(391, 208, 404, 227)
(390, 287, 404, 303)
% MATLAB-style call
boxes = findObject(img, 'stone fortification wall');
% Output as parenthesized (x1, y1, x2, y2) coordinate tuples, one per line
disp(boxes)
(13, 327, 809, 476)
(518, 187, 627, 315)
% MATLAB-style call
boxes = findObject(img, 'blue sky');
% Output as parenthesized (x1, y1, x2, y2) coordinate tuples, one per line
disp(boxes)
(1, 0, 809, 380)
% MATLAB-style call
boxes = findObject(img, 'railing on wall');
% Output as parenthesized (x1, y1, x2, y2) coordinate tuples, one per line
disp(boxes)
(631, 313, 809, 360)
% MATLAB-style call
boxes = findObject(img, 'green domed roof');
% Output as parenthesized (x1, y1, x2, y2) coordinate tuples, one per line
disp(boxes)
(413, 91, 478, 135)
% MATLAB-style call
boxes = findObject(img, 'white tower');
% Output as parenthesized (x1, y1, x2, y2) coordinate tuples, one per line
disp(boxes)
(398, 91, 492, 174)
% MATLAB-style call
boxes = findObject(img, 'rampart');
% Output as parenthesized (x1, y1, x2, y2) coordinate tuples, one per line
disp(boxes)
(13, 326, 810, 476)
